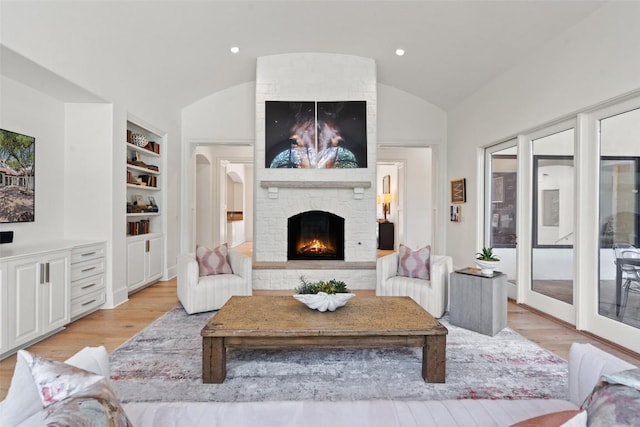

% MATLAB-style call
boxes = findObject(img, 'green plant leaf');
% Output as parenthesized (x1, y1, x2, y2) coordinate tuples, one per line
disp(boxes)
(476, 247, 500, 261)
(295, 276, 349, 294)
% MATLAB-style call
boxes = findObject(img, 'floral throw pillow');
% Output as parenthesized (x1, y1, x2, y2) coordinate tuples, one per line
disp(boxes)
(582, 368, 640, 426)
(19, 350, 132, 427)
(196, 244, 233, 276)
(397, 244, 431, 280)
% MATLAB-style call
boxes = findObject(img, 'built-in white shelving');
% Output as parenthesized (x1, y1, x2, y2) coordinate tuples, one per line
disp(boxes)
(125, 117, 165, 294)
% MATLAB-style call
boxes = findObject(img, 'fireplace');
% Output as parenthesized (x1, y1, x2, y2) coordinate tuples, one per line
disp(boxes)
(288, 211, 345, 260)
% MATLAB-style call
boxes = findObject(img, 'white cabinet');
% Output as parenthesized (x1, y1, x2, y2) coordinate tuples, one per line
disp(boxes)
(6, 250, 70, 350)
(0, 241, 106, 360)
(227, 220, 246, 248)
(146, 234, 163, 280)
(127, 233, 163, 294)
(70, 243, 106, 321)
(43, 253, 70, 332)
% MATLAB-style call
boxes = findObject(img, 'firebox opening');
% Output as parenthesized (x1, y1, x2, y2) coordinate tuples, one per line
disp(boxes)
(288, 210, 345, 260)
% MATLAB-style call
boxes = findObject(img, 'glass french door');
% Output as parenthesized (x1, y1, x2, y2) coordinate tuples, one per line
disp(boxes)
(520, 121, 576, 324)
(589, 100, 640, 353)
(484, 140, 518, 298)
(483, 96, 640, 354)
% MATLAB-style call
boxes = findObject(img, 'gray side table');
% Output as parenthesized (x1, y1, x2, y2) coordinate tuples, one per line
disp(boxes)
(449, 269, 507, 336)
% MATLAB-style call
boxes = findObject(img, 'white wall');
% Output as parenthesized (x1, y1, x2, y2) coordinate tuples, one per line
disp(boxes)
(243, 163, 254, 242)
(183, 82, 447, 146)
(64, 103, 130, 306)
(191, 145, 253, 250)
(195, 154, 212, 248)
(181, 72, 447, 255)
(182, 83, 256, 143)
(377, 147, 433, 250)
(447, 2, 640, 268)
(63, 104, 113, 240)
(377, 85, 446, 253)
(601, 108, 640, 156)
(226, 164, 245, 211)
(377, 84, 446, 146)
(0, 76, 65, 243)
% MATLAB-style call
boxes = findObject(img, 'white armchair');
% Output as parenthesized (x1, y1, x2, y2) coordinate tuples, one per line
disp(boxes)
(376, 253, 453, 318)
(177, 251, 252, 314)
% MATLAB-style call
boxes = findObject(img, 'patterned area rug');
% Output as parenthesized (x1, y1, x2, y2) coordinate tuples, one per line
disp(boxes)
(110, 304, 568, 403)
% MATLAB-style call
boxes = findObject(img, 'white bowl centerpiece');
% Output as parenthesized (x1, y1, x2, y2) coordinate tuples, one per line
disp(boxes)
(475, 247, 500, 276)
(293, 276, 355, 312)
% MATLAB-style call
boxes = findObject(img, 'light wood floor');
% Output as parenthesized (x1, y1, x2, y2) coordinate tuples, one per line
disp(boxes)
(2, 278, 639, 400)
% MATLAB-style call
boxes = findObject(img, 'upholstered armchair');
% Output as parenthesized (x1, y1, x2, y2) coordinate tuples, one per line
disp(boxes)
(177, 250, 252, 314)
(376, 250, 453, 318)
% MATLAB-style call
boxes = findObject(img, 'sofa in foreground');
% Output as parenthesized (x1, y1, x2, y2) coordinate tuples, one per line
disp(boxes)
(1, 342, 638, 426)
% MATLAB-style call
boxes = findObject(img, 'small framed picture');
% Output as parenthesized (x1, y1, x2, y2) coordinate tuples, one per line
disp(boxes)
(134, 194, 146, 207)
(148, 196, 156, 206)
(450, 178, 466, 204)
(450, 205, 461, 222)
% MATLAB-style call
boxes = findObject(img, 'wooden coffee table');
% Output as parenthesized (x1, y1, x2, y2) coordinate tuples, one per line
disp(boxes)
(201, 295, 448, 384)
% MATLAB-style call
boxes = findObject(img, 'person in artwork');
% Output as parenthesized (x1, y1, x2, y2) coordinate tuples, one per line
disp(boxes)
(269, 103, 360, 168)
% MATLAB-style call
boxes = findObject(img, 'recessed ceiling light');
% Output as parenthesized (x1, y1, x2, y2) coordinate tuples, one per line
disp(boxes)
(230, 46, 240, 54)
(395, 48, 405, 56)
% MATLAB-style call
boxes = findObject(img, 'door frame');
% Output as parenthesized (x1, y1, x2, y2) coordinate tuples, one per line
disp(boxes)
(518, 119, 577, 325)
(483, 139, 518, 299)
(576, 95, 640, 354)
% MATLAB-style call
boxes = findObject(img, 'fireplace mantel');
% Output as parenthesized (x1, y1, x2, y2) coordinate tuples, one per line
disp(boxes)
(260, 180, 371, 199)
(260, 180, 371, 189)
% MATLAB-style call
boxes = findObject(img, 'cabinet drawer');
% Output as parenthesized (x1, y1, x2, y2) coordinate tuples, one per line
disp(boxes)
(71, 258, 105, 282)
(71, 288, 105, 320)
(71, 273, 105, 300)
(71, 244, 106, 264)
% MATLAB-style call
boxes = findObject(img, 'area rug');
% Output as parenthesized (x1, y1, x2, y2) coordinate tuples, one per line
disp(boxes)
(109, 304, 568, 403)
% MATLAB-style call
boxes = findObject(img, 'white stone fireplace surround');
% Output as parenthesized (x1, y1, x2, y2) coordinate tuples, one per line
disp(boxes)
(253, 53, 378, 290)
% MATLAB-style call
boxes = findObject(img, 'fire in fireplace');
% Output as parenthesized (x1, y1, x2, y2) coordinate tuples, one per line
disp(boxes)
(288, 211, 345, 260)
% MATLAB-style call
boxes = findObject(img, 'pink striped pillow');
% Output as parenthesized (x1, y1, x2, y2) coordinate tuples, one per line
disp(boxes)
(397, 244, 431, 280)
(196, 244, 233, 276)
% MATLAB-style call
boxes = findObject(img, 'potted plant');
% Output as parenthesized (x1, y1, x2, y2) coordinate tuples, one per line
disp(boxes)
(475, 247, 500, 276)
(293, 276, 355, 312)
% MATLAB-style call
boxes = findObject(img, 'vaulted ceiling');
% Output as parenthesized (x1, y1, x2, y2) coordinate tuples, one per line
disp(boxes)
(0, 1, 606, 111)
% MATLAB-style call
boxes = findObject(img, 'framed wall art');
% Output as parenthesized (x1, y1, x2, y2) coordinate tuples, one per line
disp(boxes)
(0, 128, 35, 223)
(450, 178, 466, 204)
(450, 205, 461, 222)
(265, 101, 367, 169)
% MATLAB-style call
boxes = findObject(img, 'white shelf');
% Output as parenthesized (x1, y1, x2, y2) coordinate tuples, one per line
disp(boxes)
(127, 184, 160, 191)
(126, 232, 162, 242)
(127, 212, 160, 218)
(126, 142, 160, 157)
(127, 164, 160, 175)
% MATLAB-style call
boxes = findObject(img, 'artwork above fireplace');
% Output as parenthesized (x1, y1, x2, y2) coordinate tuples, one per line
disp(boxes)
(288, 210, 345, 261)
(265, 101, 367, 169)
